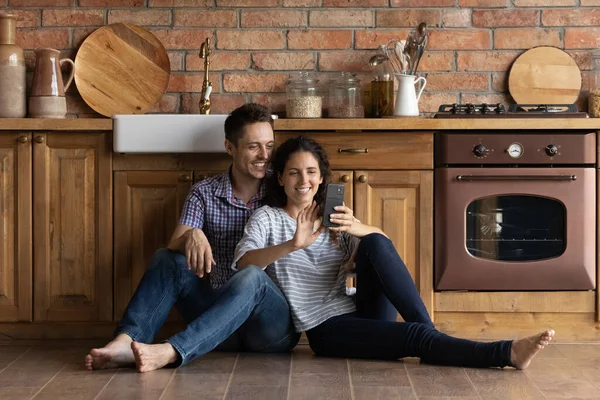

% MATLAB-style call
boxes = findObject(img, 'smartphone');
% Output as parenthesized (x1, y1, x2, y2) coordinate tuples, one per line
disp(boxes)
(322, 184, 345, 227)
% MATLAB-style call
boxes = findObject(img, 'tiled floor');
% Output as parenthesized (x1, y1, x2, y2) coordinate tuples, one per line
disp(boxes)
(0, 342, 599, 399)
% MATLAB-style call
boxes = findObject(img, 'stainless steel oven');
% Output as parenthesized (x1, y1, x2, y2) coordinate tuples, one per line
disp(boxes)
(434, 132, 596, 291)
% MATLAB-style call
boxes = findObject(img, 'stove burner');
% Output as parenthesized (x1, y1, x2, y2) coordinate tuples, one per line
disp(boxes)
(508, 104, 580, 113)
(439, 103, 506, 115)
(434, 103, 588, 118)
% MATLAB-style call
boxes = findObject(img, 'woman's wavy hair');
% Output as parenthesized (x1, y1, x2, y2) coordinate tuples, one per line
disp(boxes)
(266, 136, 331, 209)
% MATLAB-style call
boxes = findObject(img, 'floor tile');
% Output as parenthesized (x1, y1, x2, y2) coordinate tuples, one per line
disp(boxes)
(349, 359, 411, 387)
(353, 386, 416, 400)
(95, 368, 174, 400)
(226, 385, 288, 399)
(33, 363, 115, 400)
(405, 364, 478, 398)
(160, 372, 230, 399)
(465, 367, 544, 400)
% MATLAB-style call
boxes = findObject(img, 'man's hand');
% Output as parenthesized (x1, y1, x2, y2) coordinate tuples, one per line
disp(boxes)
(292, 201, 324, 250)
(184, 228, 215, 278)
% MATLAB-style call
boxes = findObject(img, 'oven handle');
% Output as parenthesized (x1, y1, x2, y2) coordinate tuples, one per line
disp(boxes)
(456, 175, 577, 181)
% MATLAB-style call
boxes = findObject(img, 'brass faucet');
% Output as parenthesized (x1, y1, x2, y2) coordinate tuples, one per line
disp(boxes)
(199, 37, 212, 114)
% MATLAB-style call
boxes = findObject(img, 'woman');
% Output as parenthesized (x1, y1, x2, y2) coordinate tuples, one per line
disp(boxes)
(233, 136, 554, 369)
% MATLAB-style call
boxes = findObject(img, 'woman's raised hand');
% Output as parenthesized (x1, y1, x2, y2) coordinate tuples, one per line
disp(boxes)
(292, 201, 324, 250)
(328, 204, 356, 233)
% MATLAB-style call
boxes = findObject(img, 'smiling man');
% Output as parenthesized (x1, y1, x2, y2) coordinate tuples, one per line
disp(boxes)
(85, 103, 300, 373)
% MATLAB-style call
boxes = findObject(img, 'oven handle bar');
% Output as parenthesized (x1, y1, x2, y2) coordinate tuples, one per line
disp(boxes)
(456, 175, 577, 181)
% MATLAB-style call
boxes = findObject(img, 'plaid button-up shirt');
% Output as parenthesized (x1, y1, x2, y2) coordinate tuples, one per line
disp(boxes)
(179, 169, 266, 289)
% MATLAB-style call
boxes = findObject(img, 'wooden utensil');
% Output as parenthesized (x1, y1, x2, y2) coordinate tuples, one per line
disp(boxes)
(508, 46, 581, 105)
(74, 23, 170, 117)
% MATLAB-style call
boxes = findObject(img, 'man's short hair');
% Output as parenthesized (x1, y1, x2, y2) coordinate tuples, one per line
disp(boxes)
(224, 103, 274, 146)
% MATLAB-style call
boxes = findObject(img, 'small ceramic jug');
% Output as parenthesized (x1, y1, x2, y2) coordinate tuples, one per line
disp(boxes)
(29, 48, 74, 118)
(393, 73, 427, 117)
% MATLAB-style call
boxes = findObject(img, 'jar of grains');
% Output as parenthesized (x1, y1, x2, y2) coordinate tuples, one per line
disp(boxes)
(328, 72, 364, 118)
(286, 72, 322, 118)
(589, 50, 600, 117)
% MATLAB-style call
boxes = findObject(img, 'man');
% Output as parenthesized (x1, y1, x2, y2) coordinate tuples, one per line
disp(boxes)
(85, 103, 300, 372)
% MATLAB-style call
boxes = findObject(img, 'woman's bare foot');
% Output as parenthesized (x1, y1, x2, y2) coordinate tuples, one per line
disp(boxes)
(131, 341, 178, 373)
(510, 329, 555, 370)
(84, 334, 135, 370)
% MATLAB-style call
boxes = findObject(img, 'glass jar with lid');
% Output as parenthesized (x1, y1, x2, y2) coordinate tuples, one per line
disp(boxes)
(370, 45, 394, 118)
(589, 49, 600, 117)
(286, 72, 322, 118)
(328, 72, 364, 118)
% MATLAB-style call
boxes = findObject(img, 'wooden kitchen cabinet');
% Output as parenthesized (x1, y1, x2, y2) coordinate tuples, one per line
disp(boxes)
(0, 133, 32, 322)
(33, 133, 112, 322)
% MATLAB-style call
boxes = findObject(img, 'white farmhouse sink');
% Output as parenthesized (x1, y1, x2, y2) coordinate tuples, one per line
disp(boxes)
(113, 114, 228, 153)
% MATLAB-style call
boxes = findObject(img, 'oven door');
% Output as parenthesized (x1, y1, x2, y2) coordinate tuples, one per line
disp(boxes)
(435, 167, 596, 291)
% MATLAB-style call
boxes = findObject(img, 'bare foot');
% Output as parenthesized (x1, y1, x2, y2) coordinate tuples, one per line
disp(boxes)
(84, 334, 135, 370)
(510, 329, 555, 370)
(131, 341, 178, 373)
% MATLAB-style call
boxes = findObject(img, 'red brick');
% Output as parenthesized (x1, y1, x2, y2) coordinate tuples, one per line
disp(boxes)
(417, 52, 454, 71)
(251, 93, 287, 114)
(581, 71, 590, 91)
(223, 73, 287, 92)
(288, 30, 352, 50)
(426, 73, 489, 91)
(567, 51, 592, 71)
(565, 28, 600, 49)
(457, 51, 520, 71)
(217, 0, 278, 5)
(473, 10, 538, 27)
(42, 10, 104, 27)
(168, 52, 184, 71)
(168, 73, 221, 92)
(376, 10, 440, 28)
(494, 28, 561, 49)
(391, 0, 454, 6)
(79, 0, 144, 5)
(318, 52, 373, 72)
(108, 10, 171, 26)
(428, 30, 490, 50)
(459, 0, 508, 6)
(218, 30, 285, 50)
(284, 0, 320, 5)
(148, 93, 179, 113)
(581, 0, 600, 4)
(442, 9, 471, 28)
(16, 29, 70, 50)
(514, 0, 574, 5)
(174, 10, 237, 28)
(10, 10, 40, 28)
(355, 29, 411, 49)
(187, 53, 250, 71)
(149, 0, 211, 6)
(242, 11, 306, 28)
(153, 29, 212, 50)
(252, 52, 314, 70)
(310, 11, 373, 27)
(323, 0, 387, 5)
(542, 9, 600, 26)
(181, 93, 247, 114)
(419, 92, 459, 113)
(9, 0, 70, 5)
(461, 93, 511, 106)
(73, 27, 96, 48)
(492, 72, 507, 91)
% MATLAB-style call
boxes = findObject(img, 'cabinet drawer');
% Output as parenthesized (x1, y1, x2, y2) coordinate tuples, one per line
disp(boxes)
(275, 131, 433, 170)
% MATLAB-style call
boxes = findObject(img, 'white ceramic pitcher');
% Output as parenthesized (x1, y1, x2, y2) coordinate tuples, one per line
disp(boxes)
(393, 73, 427, 116)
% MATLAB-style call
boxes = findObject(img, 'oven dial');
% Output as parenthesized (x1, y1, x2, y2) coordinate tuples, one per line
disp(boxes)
(473, 144, 487, 157)
(507, 143, 523, 158)
(545, 144, 558, 156)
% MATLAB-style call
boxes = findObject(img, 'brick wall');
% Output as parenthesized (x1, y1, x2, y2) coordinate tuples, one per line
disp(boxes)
(1, 0, 598, 117)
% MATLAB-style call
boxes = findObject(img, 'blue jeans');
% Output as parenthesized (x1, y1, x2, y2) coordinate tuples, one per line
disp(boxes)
(307, 234, 513, 368)
(115, 248, 300, 367)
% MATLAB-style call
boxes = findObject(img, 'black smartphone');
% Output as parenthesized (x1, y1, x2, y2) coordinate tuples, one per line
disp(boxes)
(322, 184, 345, 227)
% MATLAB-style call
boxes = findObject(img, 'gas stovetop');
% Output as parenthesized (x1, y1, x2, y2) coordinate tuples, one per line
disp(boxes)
(434, 103, 589, 118)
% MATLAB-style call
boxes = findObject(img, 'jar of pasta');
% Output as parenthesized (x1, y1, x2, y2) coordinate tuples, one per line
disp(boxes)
(589, 49, 600, 117)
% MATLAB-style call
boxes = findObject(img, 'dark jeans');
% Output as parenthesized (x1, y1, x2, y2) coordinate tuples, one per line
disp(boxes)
(307, 234, 513, 368)
(115, 248, 300, 367)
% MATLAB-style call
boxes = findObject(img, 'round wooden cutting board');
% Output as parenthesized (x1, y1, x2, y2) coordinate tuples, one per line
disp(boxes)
(508, 46, 581, 105)
(74, 23, 170, 117)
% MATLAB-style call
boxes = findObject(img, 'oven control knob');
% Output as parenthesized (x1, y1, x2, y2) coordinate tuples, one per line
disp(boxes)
(545, 144, 558, 156)
(473, 144, 487, 157)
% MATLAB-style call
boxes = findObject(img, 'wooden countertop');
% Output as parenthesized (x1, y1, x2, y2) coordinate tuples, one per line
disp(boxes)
(1, 117, 600, 131)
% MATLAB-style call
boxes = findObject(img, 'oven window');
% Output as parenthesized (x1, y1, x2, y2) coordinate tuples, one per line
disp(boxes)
(466, 195, 566, 261)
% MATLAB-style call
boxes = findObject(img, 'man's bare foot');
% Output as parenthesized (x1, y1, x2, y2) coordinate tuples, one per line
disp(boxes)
(84, 334, 135, 370)
(510, 329, 555, 370)
(131, 341, 178, 373)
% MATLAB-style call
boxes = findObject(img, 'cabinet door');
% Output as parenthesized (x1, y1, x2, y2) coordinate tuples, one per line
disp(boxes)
(354, 170, 434, 315)
(114, 171, 193, 320)
(33, 133, 112, 322)
(0, 133, 32, 322)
